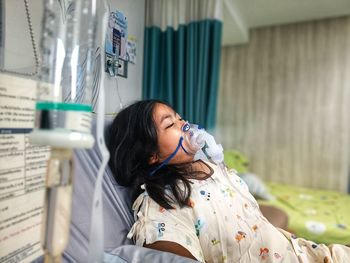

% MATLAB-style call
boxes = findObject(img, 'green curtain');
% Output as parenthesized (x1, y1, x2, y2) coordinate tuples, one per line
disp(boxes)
(142, 19, 222, 130)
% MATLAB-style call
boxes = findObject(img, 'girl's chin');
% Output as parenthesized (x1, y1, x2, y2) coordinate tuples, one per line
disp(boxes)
(171, 156, 195, 165)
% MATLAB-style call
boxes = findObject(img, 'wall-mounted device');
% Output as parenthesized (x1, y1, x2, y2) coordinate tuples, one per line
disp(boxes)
(117, 59, 128, 78)
(105, 10, 128, 78)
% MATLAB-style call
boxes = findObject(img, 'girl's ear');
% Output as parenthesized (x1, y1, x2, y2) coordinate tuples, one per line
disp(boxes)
(149, 153, 159, 164)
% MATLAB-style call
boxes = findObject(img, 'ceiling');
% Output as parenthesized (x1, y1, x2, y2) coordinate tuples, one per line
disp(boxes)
(222, 0, 350, 46)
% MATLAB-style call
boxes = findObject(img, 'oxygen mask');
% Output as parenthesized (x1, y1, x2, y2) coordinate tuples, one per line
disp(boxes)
(180, 123, 206, 156)
(149, 122, 203, 175)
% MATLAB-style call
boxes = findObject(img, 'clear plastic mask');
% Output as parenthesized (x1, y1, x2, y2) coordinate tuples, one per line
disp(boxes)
(181, 123, 206, 156)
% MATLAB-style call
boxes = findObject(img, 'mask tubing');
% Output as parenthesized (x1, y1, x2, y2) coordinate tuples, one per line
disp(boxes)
(150, 137, 184, 176)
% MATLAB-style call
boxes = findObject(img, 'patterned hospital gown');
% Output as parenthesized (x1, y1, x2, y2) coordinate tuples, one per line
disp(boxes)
(127, 162, 350, 262)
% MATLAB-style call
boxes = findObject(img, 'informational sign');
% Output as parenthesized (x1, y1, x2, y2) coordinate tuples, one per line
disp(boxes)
(126, 35, 137, 64)
(114, 10, 127, 61)
(0, 73, 49, 263)
(105, 10, 128, 77)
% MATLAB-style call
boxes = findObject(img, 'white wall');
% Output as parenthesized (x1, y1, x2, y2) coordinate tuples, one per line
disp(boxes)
(2, 0, 43, 73)
(104, 0, 145, 113)
(218, 16, 350, 192)
(2, 0, 145, 114)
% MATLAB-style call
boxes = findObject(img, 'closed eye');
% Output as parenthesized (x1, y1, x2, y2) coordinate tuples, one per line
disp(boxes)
(166, 123, 174, 129)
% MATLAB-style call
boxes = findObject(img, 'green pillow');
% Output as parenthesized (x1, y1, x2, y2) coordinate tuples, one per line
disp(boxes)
(224, 150, 274, 200)
(224, 150, 249, 174)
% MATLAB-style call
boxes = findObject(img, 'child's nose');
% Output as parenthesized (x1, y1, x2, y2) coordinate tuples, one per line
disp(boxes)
(175, 120, 182, 130)
(180, 119, 186, 126)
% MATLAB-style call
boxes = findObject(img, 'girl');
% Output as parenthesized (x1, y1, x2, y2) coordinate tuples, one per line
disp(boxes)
(108, 99, 350, 262)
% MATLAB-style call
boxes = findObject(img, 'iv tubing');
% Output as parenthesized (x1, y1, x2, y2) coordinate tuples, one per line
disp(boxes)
(87, 1, 110, 262)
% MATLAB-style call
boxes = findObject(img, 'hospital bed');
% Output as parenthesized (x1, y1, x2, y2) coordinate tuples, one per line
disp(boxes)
(224, 150, 350, 246)
(61, 118, 295, 262)
(259, 182, 350, 245)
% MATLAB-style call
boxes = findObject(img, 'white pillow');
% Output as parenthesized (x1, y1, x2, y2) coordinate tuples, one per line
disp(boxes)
(239, 173, 275, 200)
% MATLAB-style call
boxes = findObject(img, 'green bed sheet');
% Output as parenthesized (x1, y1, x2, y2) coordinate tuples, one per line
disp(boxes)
(258, 182, 350, 245)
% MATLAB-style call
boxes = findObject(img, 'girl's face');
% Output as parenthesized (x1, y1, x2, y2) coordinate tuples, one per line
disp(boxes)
(151, 103, 194, 165)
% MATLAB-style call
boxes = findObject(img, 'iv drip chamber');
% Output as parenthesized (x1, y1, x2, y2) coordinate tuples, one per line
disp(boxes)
(29, 0, 98, 149)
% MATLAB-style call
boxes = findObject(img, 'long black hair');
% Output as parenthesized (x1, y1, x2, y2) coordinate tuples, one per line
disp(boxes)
(108, 99, 202, 209)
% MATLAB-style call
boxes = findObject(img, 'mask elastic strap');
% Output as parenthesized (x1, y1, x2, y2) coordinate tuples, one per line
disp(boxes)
(149, 136, 184, 176)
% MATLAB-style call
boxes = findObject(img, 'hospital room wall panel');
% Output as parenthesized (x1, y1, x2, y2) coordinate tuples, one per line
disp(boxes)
(217, 16, 350, 192)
